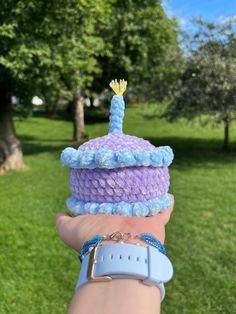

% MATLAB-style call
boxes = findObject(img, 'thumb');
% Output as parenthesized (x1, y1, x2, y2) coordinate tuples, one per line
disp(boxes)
(56, 212, 72, 234)
(159, 195, 175, 225)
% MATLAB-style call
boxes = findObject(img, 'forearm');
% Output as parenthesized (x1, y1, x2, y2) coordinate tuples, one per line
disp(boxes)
(69, 279, 160, 314)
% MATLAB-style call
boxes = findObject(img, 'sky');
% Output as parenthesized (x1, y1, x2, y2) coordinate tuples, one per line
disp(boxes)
(163, 0, 236, 32)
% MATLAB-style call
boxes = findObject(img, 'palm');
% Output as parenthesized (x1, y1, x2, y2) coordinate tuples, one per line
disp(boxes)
(57, 196, 174, 252)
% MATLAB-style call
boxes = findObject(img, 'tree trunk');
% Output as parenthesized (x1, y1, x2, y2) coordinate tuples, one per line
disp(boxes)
(89, 96, 94, 108)
(0, 88, 25, 174)
(73, 90, 85, 142)
(223, 121, 229, 151)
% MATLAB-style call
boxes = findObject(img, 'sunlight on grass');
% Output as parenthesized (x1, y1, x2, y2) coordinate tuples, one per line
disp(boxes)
(0, 106, 235, 313)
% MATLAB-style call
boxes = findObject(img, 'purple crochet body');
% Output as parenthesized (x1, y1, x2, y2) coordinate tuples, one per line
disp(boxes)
(79, 133, 155, 151)
(70, 166, 169, 203)
(61, 91, 174, 216)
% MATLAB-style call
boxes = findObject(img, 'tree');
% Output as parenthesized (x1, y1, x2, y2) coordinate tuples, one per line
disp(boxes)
(166, 19, 236, 150)
(0, 0, 112, 172)
(91, 0, 182, 102)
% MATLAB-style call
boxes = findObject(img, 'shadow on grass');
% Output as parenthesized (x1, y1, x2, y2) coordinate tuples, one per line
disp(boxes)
(146, 136, 236, 169)
(19, 134, 84, 158)
(18, 110, 108, 158)
(21, 141, 69, 158)
(19, 131, 236, 169)
(32, 109, 109, 125)
(19, 134, 73, 143)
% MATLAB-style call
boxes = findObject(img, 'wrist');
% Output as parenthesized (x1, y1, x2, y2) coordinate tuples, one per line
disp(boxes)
(69, 279, 160, 314)
(77, 242, 172, 300)
(79, 231, 166, 261)
(72, 233, 172, 314)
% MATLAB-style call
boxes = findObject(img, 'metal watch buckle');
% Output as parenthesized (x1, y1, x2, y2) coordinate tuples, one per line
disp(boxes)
(87, 245, 112, 282)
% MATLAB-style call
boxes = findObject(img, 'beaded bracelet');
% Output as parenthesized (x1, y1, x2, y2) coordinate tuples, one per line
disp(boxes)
(79, 231, 166, 262)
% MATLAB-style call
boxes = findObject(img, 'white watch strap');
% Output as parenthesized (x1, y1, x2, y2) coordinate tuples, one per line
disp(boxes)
(76, 243, 173, 302)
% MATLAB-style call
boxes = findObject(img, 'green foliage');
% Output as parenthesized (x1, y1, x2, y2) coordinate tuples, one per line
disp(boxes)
(92, 0, 183, 101)
(0, 104, 236, 313)
(0, 0, 182, 109)
(0, 0, 113, 108)
(166, 19, 236, 131)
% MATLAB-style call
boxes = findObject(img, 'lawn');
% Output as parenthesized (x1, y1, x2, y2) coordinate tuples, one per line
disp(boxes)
(0, 105, 236, 314)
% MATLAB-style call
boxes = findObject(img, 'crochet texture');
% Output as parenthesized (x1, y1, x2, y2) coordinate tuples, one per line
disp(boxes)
(61, 80, 174, 216)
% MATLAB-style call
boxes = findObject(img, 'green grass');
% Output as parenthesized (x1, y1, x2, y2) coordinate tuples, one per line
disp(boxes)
(0, 104, 236, 313)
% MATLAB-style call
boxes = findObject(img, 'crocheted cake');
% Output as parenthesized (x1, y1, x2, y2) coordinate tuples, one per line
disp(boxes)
(61, 79, 174, 217)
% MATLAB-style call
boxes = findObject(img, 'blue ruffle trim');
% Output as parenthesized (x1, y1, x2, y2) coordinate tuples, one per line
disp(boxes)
(61, 146, 174, 169)
(66, 193, 172, 217)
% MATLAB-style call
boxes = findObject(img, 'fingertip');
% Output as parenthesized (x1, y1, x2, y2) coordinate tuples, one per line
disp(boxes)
(159, 194, 175, 224)
(56, 212, 71, 229)
(169, 194, 175, 212)
(167, 194, 175, 211)
(56, 211, 68, 219)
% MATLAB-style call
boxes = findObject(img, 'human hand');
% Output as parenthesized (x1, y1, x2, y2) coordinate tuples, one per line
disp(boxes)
(56, 195, 174, 251)
(56, 196, 174, 314)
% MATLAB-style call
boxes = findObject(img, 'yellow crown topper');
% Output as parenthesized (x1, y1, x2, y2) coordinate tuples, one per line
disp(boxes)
(109, 79, 127, 96)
